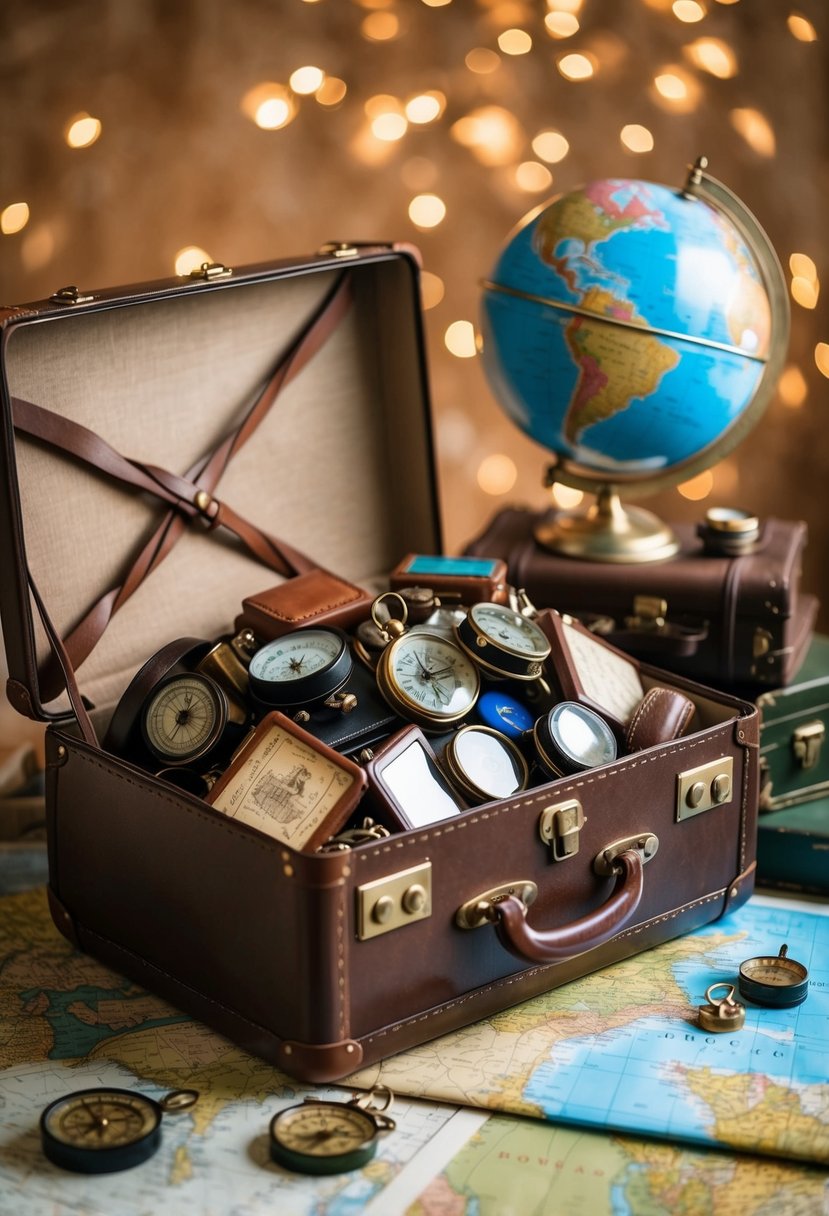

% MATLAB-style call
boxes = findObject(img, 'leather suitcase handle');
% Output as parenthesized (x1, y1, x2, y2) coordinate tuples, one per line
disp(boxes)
(490, 849, 644, 963)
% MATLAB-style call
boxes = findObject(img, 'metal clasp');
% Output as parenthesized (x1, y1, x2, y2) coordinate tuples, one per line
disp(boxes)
(455, 880, 537, 930)
(792, 720, 824, 770)
(625, 595, 667, 632)
(593, 833, 659, 877)
(538, 799, 585, 861)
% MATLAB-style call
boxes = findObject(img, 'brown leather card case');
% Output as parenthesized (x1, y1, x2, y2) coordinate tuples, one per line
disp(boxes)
(236, 568, 374, 640)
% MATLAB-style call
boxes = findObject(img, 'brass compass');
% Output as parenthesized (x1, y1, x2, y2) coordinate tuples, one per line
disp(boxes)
(269, 1088, 395, 1175)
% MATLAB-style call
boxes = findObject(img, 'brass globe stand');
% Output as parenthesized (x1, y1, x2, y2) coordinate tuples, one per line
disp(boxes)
(534, 483, 679, 563)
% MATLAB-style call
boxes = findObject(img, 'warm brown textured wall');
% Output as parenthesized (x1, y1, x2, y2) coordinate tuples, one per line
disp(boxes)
(1, 0, 827, 630)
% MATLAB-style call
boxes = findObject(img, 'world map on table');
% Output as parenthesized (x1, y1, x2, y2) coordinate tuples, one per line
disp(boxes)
(349, 895, 829, 1167)
(0, 886, 827, 1215)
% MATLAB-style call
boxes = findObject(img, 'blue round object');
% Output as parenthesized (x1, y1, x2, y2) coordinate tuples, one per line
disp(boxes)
(481, 178, 775, 482)
(477, 690, 534, 739)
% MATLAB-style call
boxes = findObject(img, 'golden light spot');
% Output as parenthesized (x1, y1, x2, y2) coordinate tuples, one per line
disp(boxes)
(409, 193, 446, 228)
(405, 91, 446, 124)
(730, 108, 776, 156)
(445, 320, 477, 358)
(532, 129, 569, 163)
(465, 47, 501, 74)
(372, 112, 408, 141)
(815, 343, 829, 378)
(420, 270, 445, 309)
(515, 161, 553, 192)
(365, 94, 401, 119)
(791, 276, 819, 309)
(65, 113, 102, 148)
(556, 52, 596, 80)
(421, 0, 452, 6)
(498, 28, 532, 54)
(788, 13, 818, 41)
(451, 106, 523, 166)
(0, 202, 30, 235)
(438, 409, 476, 459)
(683, 37, 737, 77)
(790, 252, 817, 281)
(175, 246, 213, 276)
(362, 11, 399, 39)
(21, 223, 55, 270)
(241, 84, 296, 130)
(478, 454, 518, 496)
(672, 0, 706, 21)
(551, 484, 584, 509)
(547, 0, 583, 12)
(358, 0, 393, 8)
(652, 67, 700, 112)
(620, 124, 654, 153)
(544, 11, 579, 36)
(678, 470, 714, 501)
(712, 459, 739, 496)
(778, 364, 808, 408)
(316, 77, 347, 107)
(289, 66, 325, 94)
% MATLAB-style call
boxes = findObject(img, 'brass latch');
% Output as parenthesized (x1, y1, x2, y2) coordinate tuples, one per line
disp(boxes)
(676, 756, 733, 821)
(187, 262, 232, 281)
(356, 862, 432, 941)
(538, 799, 585, 861)
(50, 285, 94, 305)
(792, 720, 825, 770)
(626, 596, 667, 631)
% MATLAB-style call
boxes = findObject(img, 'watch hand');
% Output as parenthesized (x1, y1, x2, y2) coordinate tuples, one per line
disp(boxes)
(429, 680, 451, 705)
(425, 664, 456, 679)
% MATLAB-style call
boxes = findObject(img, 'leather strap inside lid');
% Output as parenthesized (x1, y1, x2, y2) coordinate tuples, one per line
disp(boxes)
(12, 269, 352, 713)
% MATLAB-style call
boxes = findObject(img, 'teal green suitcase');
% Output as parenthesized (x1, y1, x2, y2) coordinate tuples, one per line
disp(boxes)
(758, 634, 829, 812)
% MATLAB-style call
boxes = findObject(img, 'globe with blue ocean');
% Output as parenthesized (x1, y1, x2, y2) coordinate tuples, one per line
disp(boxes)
(481, 172, 780, 482)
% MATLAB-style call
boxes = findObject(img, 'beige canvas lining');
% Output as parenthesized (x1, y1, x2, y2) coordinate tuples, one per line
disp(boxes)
(6, 259, 439, 718)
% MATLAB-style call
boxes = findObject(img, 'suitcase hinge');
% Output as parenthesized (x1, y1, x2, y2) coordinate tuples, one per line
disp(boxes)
(50, 285, 94, 305)
(318, 241, 394, 259)
(792, 719, 824, 770)
(538, 799, 585, 861)
(186, 262, 232, 281)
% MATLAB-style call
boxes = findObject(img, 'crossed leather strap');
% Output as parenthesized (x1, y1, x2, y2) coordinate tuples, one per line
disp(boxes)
(12, 269, 353, 736)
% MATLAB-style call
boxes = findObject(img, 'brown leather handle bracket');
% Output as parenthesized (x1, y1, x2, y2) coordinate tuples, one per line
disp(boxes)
(491, 849, 644, 963)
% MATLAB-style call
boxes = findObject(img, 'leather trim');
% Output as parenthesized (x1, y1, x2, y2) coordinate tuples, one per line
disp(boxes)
(5, 677, 37, 719)
(722, 860, 757, 915)
(47, 886, 80, 947)
(277, 1039, 364, 1082)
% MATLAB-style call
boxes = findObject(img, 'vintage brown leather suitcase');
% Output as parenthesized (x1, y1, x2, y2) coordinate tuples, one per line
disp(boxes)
(0, 249, 759, 1083)
(465, 506, 816, 693)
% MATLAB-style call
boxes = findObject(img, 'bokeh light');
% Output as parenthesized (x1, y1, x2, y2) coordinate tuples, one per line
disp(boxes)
(65, 113, 102, 148)
(420, 270, 445, 309)
(815, 344, 829, 379)
(730, 108, 776, 156)
(677, 470, 715, 501)
(778, 365, 808, 408)
(241, 84, 296, 130)
(175, 246, 213, 275)
(620, 124, 654, 153)
(477, 453, 518, 496)
(444, 320, 477, 357)
(289, 66, 325, 95)
(515, 161, 554, 192)
(1, 202, 30, 235)
(409, 193, 446, 228)
(531, 129, 570, 163)
(683, 38, 737, 77)
(788, 13, 818, 41)
(556, 53, 596, 80)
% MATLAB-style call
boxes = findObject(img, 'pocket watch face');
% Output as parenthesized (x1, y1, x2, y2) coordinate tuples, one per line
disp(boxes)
(469, 603, 550, 658)
(249, 628, 351, 707)
(379, 632, 480, 727)
(141, 673, 226, 764)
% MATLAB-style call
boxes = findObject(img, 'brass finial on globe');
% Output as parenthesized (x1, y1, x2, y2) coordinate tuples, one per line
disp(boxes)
(480, 158, 790, 563)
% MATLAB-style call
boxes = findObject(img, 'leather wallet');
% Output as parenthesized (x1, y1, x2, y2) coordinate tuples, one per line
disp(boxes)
(236, 568, 374, 640)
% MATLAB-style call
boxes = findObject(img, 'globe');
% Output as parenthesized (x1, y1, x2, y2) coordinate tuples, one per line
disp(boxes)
(480, 159, 789, 561)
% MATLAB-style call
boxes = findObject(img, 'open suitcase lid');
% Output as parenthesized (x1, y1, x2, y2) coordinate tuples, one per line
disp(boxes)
(0, 245, 442, 725)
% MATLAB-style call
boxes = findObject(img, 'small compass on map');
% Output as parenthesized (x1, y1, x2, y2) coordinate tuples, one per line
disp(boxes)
(738, 943, 810, 1008)
(269, 1088, 395, 1175)
(40, 1087, 198, 1173)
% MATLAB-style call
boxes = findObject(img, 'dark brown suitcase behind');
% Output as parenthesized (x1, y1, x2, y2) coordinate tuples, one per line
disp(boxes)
(0, 251, 759, 1084)
(465, 506, 816, 692)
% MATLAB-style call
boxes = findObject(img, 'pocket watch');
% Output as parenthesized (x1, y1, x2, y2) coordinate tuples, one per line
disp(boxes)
(40, 1087, 197, 1174)
(372, 593, 480, 731)
(456, 601, 551, 680)
(533, 701, 618, 779)
(140, 671, 244, 767)
(442, 724, 529, 804)
(269, 1089, 395, 1175)
(738, 944, 810, 1007)
(248, 627, 356, 715)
